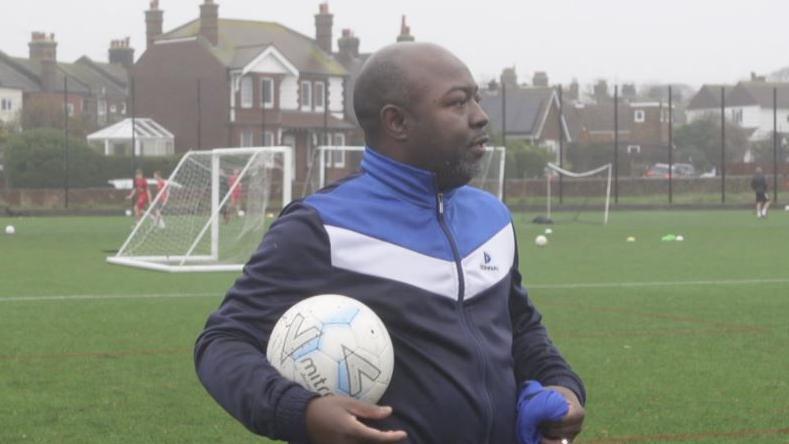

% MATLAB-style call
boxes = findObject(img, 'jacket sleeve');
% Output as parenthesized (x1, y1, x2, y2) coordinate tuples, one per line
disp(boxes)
(194, 202, 332, 441)
(508, 236, 587, 406)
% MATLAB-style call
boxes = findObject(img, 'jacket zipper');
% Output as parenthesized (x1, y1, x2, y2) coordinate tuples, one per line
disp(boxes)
(436, 192, 494, 443)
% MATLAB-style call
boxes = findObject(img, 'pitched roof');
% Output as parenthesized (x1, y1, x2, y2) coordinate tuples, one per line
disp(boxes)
(480, 87, 555, 137)
(61, 59, 128, 97)
(0, 52, 92, 94)
(727, 81, 789, 108)
(576, 102, 632, 133)
(87, 118, 173, 140)
(687, 84, 730, 110)
(0, 51, 40, 92)
(157, 19, 346, 76)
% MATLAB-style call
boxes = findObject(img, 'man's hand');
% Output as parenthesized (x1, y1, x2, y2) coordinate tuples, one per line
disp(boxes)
(305, 395, 408, 444)
(540, 385, 584, 444)
(516, 381, 585, 444)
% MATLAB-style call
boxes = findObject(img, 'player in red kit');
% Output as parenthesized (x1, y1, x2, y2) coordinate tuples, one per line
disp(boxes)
(126, 169, 152, 223)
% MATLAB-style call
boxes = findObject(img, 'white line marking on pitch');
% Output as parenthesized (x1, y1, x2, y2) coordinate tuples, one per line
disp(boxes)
(2, 277, 788, 302)
(529, 277, 789, 290)
(0, 292, 219, 302)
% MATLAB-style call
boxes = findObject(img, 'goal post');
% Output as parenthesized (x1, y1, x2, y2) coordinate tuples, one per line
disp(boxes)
(107, 146, 294, 272)
(302, 145, 506, 199)
(545, 162, 612, 224)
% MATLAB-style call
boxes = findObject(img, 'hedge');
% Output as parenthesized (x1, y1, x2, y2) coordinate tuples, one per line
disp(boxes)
(5, 128, 180, 188)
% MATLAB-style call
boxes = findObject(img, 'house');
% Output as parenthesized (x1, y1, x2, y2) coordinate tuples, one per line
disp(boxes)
(572, 100, 672, 164)
(686, 84, 730, 123)
(0, 32, 131, 129)
(479, 68, 571, 159)
(725, 80, 789, 141)
(133, 0, 358, 183)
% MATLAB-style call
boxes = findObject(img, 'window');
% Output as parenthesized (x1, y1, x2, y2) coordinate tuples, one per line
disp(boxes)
(121, 103, 127, 115)
(260, 78, 274, 108)
(110, 104, 117, 114)
(240, 130, 254, 147)
(634, 110, 645, 123)
(301, 81, 312, 109)
(241, 76, 254, 108)
(262, 131, 275, 146)
(98, 100, 107, 116)
(66, 103, 74, 117)
(0, 98, 11, 111)
(731, 109, 743, 124)
(314, 81, 325, 110)
(626, 145, 641, 154)
(332, 133, 346, 167)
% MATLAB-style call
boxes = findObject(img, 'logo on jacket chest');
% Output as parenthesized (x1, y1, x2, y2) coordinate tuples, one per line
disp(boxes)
(480, 251, 499, 272)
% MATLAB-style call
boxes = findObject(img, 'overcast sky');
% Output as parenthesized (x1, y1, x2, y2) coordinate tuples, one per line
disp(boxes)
(3, 0, 788, 88)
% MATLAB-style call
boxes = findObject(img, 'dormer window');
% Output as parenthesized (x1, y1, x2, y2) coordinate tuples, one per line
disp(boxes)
(314, 81, 325, 111)
(261, 78, 274, 109)
(241, 77, 253, 109)
(301, 81, 312, 110)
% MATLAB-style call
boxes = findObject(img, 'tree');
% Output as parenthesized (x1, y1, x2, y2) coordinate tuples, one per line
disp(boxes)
(673, 115, 750, 172)
(20, 96, 95, 138)
(503, 140, 553, 179)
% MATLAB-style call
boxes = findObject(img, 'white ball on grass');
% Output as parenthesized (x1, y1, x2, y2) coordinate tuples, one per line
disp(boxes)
(237, 210, 246, 217)
(125, 209, 132, 217)
(535, 235, 548, 247)
(544, 228, 553, 234)
(5, 225, 15, 235)
(676, 235, 684, 242)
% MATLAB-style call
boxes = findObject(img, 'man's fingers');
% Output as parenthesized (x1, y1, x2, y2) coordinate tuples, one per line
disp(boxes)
(344, 399, 395, 420)
(540, 419, 583, 440)
(349, 417, 407, 443)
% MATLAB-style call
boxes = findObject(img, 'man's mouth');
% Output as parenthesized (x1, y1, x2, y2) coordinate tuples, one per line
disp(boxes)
(469, 136, 489, 155)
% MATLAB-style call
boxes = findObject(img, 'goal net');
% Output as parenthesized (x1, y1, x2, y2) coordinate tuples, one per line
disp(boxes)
(107, 146, 294, 272)
(301, 146, 506, 199)
(544, 162, 612, 224)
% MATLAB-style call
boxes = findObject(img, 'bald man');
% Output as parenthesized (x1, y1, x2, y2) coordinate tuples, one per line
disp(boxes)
(195, 42, 585, 444)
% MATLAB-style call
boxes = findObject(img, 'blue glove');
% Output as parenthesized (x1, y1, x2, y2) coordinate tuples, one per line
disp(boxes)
(516, 380, 569, 444)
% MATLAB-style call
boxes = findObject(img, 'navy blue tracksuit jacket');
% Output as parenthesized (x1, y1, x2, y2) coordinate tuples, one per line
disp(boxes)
(195, 147, 585, 443)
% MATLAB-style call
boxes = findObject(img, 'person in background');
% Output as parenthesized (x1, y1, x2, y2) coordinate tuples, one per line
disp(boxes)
(750, 166, 771, 218)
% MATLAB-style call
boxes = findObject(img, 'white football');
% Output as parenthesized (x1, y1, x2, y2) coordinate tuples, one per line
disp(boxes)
(125, 209, 132, 217)
(266, 294, 394, 404)
(5, 225, 15, 235)
(237, 210, 246, 217)
(544, 228, 553, 235)
(535, 235, 548, 246)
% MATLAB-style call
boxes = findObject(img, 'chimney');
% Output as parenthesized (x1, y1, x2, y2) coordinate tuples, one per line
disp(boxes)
(29, 32, 57, 92)
(315, 3, 333, 54)
(500, 67, 517, 89)
(533, 71, 549, 87)
(200, 0, 219, 46)
(145, 0, 163, 50)
(568, 79, 579, 101)
(621, 83, 636, 100)
(109, 37, 135, 69)
(337, 29, 359, 61)
(396, 15, 415, 42)
(593, 79, 609, 102)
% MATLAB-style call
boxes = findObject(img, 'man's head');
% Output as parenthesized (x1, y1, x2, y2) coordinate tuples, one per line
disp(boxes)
(353, 42, 489, 190)
(135, 168, 143, 178)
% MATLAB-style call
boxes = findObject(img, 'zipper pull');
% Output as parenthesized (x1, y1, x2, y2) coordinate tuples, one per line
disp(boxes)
(437, 193, 444, 214)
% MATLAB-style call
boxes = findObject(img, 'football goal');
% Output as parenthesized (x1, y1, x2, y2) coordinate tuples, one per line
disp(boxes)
(302, 145, 506, 199)
(107, 146, 294, 272)
(544, 162, 612, 224)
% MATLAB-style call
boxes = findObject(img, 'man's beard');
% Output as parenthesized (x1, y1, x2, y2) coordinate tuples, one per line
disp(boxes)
(435, 149, 482, 191)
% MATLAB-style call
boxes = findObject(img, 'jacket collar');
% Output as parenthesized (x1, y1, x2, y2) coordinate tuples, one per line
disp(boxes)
(361, 147, 457, 209)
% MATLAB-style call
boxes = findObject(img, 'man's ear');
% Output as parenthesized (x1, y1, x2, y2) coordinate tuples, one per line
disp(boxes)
(380, 104, 408, 141)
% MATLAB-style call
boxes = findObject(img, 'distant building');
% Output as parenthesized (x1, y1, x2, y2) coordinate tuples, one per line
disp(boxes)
(480, 68, 571, 158)
(0, 32, 130, 128)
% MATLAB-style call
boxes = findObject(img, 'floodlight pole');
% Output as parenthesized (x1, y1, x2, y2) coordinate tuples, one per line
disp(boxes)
(668, 85, 673, 204)
(613, 85, 619, 204)
(131, 77, 137, 175)
(721, 86, 726, 204)
(773, 87, 779, 203)
(558, 85, 564, 204)
(63, 77, 69, 209)
(197, 78, 202, 149)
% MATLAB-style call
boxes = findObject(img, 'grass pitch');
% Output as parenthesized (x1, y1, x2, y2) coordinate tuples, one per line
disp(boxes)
(1, 211, 787, 443)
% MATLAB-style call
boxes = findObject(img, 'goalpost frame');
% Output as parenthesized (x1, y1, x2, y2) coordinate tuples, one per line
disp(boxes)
(545, 162, 612, 224)
(107, 146, 294, 272)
